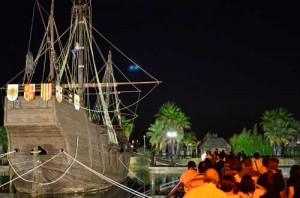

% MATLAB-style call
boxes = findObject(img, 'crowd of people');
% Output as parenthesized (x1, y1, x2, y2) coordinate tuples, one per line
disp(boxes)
(176, 150, 300, 198)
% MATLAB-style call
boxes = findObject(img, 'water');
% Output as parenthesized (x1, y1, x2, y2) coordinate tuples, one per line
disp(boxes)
(0, 167, 182, 198)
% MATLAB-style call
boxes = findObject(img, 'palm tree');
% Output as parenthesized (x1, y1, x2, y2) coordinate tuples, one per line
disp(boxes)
(155, 101, 181, 124)
(289, 120, 300, 155)
(146, 120, 165, 152)
(264, 119, 296, 155)
(261, 108, 296, 156)
(121, 116, 134, 140)
(157, 102, 190, 155)
(164, 124, 184, 156)
(182, 131, 197, 155)
(174, 112, 191, 131)
(261, 107, 294, 131)
(147, 101, 191, 156)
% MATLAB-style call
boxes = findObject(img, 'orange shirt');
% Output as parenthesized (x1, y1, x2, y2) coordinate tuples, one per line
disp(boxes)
(186, 174, 205, 191)
(179, 168, 198, 192)
(183, 183, 227, 198)
(253, 159, 263, 172)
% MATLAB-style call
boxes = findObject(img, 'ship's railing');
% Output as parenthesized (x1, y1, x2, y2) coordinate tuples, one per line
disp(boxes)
(166, 181, 184, 198)
(161, 179, 180, 192)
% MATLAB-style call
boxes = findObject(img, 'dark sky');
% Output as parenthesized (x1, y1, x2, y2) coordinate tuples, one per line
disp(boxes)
(1, 1, 300, 141)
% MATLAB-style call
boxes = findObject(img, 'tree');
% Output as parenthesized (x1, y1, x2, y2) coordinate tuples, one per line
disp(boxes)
(155, 101, 191, 130)
(147, 101, 191, 155)
(263, 120, 296, 156)
(146, 120, 165, 152)
(182, 131, 198, 155)
(0, 127, 8, 153)
(121, 116, 134, 140)
(288, 120, 300, 156)
(229, 127, 272, 156)
(260, 108, 297, 156)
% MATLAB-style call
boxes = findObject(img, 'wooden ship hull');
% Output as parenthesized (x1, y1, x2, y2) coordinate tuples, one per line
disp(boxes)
(4, 96, 130, 196)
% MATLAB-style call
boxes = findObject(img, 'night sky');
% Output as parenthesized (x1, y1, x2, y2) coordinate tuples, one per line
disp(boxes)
(1, 1, 300, 141)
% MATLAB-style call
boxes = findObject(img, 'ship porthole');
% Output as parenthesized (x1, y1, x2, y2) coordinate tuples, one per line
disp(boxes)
(30, 145, 47, 155)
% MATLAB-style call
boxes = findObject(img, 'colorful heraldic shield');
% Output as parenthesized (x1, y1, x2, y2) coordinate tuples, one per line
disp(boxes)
(24, 84, 35, 101)
(74, 94, 80, 110)
(41, 83, 52, 101)
(55, 84, 63, 103)
(7, 84, 19, 101)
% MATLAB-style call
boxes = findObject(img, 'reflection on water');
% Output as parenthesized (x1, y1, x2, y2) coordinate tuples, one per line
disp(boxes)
(128, 166, 182, 197)
(0, 168, 181, 198)
(0, 177, 132, 198)
(149, 172, 180, 196)
(13, 187, 130, 198)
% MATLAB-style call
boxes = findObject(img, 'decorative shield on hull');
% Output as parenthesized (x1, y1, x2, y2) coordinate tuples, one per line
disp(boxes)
(56, 84, 63, 103)
(41, 83, 52, 101)
(7, 84, 18, 101)
(24, 84, 35, 101)
(74, 94, 80, 110)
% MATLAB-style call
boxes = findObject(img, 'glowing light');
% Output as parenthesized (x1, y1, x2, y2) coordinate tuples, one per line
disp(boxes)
(128, 64, 140, 72)
(167, 131, 177, 138)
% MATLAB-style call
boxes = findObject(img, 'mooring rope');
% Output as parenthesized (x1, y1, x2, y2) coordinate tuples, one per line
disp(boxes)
(34, 137, 79, 186)
(0, 151, 64, 189)
(63, 151, 151, 198)
(118, 154, 146, 193)
(0, 141, 150, 197)
(5, 138, 79, 186)
(7, 160, 35, 166)
(0, 150, 17, 158)
(118, 154, 141, 182)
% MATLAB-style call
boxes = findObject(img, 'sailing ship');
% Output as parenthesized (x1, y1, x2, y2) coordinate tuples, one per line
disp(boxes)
(2, 0, 160, 196)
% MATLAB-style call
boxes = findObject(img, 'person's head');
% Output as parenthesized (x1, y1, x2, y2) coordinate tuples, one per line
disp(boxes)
(253, 152, 260, 159)
(239, 174, 255, 193)
(230, 158, 242, 172)
(187, 161, 196, 169)
(198, 161, 209, 173)
(267, 157, 279, 171)
(203, 168, 220, 185)
(262, 156, 269, 167)
(290, 164, 300, 179)
(218, 151, 226, 160)
(220, 175, 237, 193)
(204, 158, 213, 168)
(243, 157, 253, 168)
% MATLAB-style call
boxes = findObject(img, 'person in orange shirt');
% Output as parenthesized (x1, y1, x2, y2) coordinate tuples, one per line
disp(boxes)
(179, 161, 198, 193)
(185, 161, 209, 191)
(183, 168, 227, 198)
(252, 152, 263, 172)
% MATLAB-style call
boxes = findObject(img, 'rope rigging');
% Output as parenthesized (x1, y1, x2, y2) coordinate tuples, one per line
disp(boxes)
(0, 145, 150, 197)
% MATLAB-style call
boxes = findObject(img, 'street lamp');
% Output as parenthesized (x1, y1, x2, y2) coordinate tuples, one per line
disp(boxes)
(166, 131, 177, 138)
(166, 131, 177, 156)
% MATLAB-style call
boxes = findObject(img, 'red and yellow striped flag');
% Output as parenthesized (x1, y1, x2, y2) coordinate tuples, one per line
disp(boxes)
(41, 83, 52, 101)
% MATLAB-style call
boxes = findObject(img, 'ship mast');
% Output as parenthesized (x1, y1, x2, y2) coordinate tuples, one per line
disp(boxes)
(73, 1, 118, 144)
(75, 2, 86, 104)
(103, 50, 122, 126)
(49, 0, 55, 82)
